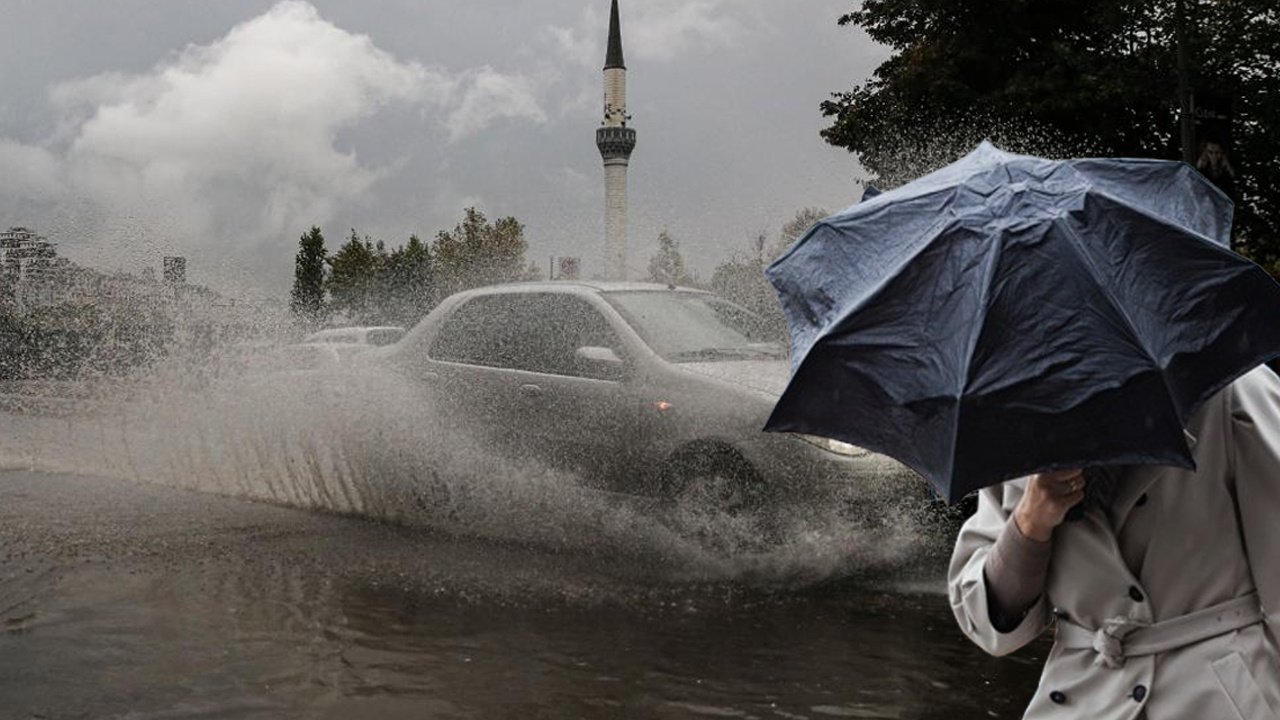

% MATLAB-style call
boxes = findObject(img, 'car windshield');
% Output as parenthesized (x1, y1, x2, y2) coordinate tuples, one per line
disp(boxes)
(604, 291, 786, 363)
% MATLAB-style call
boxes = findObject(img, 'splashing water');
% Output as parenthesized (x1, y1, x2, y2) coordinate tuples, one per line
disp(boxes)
(0, 341, 958, 588)
(858, 114, 1108, 193)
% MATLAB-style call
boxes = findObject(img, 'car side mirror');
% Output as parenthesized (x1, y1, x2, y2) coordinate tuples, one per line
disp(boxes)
(575, 345, 624, 367)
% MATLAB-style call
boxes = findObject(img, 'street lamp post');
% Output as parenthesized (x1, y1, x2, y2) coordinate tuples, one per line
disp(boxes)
(1176, 0, 1196, 165)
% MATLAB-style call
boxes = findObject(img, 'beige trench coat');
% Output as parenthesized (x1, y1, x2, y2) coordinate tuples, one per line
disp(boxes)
(949, 366, 1280, 720)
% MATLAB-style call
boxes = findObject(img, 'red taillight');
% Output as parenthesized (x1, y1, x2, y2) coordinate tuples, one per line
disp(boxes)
(654, 401, 672, 413)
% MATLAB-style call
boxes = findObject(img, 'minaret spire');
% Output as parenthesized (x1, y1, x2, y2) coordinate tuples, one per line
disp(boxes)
(605, 0, 625, 70)
(596, 0, 636, 280)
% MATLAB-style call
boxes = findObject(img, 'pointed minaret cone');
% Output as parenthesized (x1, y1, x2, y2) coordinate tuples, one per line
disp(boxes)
(605, 0, 625, 70)
(596, 0, 636, 280)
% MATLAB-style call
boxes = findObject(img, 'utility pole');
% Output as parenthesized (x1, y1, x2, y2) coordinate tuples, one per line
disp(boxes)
(1176, 0, 1196, 165)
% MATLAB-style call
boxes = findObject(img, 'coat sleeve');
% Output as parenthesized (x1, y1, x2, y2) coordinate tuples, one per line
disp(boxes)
(948, 479, 1053, 656)
(1228, 366, 1280, 644)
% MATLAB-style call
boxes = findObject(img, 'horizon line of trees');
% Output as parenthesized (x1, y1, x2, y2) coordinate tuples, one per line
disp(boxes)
(290, 206, 833, 336)
(644, 207, 830, 341)
(290, 207, 539, 328)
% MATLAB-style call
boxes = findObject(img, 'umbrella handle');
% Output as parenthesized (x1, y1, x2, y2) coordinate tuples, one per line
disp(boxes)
(1063, 467, 1114, 523)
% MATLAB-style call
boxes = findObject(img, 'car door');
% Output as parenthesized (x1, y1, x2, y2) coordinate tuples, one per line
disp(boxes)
(419, 294, 536, 456)
(495, 292, 654, 490)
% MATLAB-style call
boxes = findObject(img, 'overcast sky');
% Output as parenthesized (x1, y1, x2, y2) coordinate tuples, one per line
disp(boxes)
(0, 0, 887, 298)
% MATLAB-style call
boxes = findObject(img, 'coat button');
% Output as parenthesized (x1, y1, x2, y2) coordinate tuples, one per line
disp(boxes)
(1050, 691, 1067, 704)
(1135, 493, 1148, 507)
(1132, 684, 1147, 702)
(1129, 586, 1145, 602)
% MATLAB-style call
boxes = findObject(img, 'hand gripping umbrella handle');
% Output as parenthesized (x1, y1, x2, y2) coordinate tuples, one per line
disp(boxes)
(1064, 467, 1114, 523)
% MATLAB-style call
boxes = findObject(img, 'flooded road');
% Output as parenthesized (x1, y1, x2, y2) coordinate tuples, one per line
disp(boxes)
(0, 364, 1050, 719)
(0, 468, 1048, 720)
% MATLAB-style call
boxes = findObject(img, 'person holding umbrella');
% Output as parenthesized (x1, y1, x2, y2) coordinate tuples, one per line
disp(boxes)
(950, 367, 1280, 719)
(764, 143, 1280, 719)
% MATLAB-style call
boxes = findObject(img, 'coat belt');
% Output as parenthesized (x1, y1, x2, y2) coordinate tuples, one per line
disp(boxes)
(1057, 592, 1263, 669)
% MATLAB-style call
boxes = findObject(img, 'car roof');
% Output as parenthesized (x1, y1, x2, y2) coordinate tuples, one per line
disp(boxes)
(305, 325, 405, 338)
(306, 327, 357, 336)
(458, 280, 713, 298)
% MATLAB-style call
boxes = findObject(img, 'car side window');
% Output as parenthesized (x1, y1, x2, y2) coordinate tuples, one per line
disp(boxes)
(519, 294, 624, 379)
(430, 295, 521, 367)
(430, 293, 623, 379)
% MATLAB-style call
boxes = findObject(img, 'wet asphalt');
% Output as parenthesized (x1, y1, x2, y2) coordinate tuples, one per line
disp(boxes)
(0, 468, 1048, 720)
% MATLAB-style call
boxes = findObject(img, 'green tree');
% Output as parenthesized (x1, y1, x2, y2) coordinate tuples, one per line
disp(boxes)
(431, 207, 529, 296)
(327, 229, 388, 325)
(289, 226, 328, 325)
(709, 208, 828, 341)
(709, 255, 771, 318)
(382, 234, 436, 325)
(646, 230, 694, 287)
(774, 207, 829, 259)
(821, 0, 1280, 265)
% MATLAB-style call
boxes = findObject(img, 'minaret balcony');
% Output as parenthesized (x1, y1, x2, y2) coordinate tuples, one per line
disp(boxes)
(596, 126, 637, 160)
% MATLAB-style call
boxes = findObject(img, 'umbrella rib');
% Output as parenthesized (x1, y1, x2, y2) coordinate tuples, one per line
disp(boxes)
(952, 230, 1006, 486)
(778, 206, 959, 372)
(1057, 213, 1174, 411)
(1089, 186, 1225, 249)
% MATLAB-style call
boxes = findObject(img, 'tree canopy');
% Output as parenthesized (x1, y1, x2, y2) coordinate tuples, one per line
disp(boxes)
(289, 226, 327, 325)
(381, 234, 435, 325)
(432, 207, 530, 297)
(709, 208, 831, 342)
(289, 207, 532, 328)
(821, 0, 1280, 267)
(646, 231, 695, 287)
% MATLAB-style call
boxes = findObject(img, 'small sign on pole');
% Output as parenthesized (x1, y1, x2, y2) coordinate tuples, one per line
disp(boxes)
(559, 257, 581, 280)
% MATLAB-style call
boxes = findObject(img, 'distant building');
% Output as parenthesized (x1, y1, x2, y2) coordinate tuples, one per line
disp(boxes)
(0, 227, 62, 309)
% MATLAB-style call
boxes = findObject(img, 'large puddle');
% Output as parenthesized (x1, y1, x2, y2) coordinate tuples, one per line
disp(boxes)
(0, 467, 1046, 720)
(0, 354, 1050, 719)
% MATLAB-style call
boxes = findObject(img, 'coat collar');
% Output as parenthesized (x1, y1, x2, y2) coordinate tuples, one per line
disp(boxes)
(1109, 429, 1197, 531)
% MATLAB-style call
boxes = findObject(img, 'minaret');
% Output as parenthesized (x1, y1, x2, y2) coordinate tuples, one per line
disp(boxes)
(596, 0, 636, 280)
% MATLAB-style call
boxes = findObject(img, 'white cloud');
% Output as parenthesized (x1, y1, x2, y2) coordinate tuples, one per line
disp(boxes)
(544, 14, 604, 70)
(0, 140, 64, 200)
(46, 1, 443, 250)
(0, 0, 550, 279)
(628, 0, 768, 63)
(445, 67, 547, 142)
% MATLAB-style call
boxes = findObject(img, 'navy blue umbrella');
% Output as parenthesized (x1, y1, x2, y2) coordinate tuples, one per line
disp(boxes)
(765, 142, 1280, 503)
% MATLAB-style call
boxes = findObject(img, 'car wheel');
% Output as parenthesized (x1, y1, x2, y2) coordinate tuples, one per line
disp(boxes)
(660, 451, 780, 553)
(663, 451, 762, 514)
